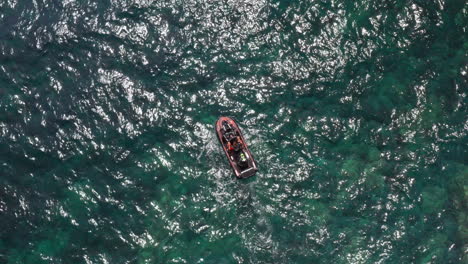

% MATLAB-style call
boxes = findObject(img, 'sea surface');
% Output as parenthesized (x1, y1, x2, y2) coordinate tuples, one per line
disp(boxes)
(0, 0, 466, 263)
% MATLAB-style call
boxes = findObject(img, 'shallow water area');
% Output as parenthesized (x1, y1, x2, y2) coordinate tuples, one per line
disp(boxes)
(0, 0, 467, 263)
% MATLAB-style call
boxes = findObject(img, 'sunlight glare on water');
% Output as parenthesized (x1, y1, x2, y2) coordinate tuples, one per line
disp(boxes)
(0, 0, 466, 263)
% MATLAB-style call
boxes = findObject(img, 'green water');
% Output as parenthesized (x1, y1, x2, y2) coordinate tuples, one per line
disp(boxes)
(0, 0, 466, 263)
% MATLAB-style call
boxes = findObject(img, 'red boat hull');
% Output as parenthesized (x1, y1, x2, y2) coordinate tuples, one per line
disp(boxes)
(215, 117, 258, 178)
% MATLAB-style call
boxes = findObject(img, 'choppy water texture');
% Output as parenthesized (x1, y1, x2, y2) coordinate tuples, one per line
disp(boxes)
(0, 0, 467, 263)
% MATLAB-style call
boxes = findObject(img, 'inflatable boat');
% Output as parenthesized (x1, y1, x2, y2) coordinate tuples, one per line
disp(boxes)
(215, 117, 258, 178)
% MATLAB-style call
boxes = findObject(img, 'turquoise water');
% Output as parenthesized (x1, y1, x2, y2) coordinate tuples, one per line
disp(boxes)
(0, 0, 467, 263)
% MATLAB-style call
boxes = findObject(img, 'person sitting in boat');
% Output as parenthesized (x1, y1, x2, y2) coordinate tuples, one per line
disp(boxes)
(227, 141, 234, 151)
(238, 152, 248, 168)
(233, 139, 241, 151)
(227, 137, 242, 152)
(233, 137, 243, 151)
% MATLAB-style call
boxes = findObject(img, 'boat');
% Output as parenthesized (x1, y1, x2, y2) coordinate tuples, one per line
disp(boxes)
(215, 117, 258, 178)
